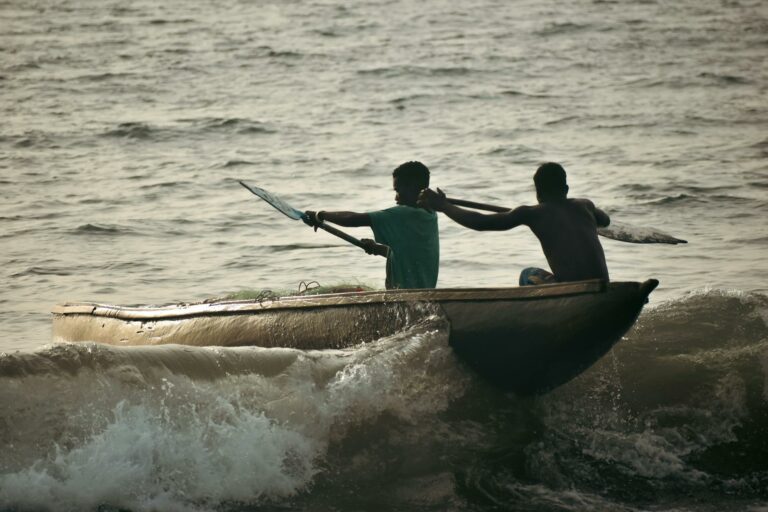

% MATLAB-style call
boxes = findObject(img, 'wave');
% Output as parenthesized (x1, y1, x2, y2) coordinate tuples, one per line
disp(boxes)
(533, 290, 768, 495)
(71, 223, 134, 236)
(388, 93, 434, 105)
(0, 212, 61, 222)
(641, 193, 763, 208)
(534, 22, 592, 37)
(1, 291, 766, 511)
(137, 181, 187, 190)
(593, 121, 659, 130)
(729, 235, 768, 244)
(101, 117, 277, 141)
(10, 266, 73, 278)
(103, 122, 157, 139)
(0, 315, 464, 511)
(356, 65, 474, 78)
(623, 73, 752, 90)
(697, 72, 751, 85)
(500, 89, 557, 99)
(543, 115, 580, 126)
(684, 114, 764, 126)
(75, 72, 137, 83)
(483, 144, 542, 157)
(147, 18, 196, 25)
(194, 117, 277, 134)
(256, 45, 306, 59)
(8, 130, 59, 149)
(222, 159, 257, 168)
(623, 183, 655, 193)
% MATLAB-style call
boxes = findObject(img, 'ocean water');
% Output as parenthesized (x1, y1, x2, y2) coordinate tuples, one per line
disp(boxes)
(1, 0, 767, 510)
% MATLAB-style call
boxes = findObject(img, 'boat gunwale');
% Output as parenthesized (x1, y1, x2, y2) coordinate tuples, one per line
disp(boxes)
(48, 280, 632, 321)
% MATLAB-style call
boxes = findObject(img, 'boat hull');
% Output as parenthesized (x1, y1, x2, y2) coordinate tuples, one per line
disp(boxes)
(443, 280, 658, 394)
(52, 279, 658, 394)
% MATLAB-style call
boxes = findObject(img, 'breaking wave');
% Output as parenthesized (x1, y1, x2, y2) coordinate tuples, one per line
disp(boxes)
(1, 291, 767, 511)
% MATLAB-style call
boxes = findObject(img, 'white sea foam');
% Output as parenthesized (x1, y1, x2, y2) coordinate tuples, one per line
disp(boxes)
(1, 401, 316, 511)
(0, 317, 464, 511)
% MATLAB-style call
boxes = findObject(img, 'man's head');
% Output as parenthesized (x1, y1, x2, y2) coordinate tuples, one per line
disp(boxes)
(393, 161, 430, 205)
(534, 162, 569, 202)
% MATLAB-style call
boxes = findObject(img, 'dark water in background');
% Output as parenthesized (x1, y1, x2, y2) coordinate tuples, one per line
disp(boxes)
(1, 0, 767, 510)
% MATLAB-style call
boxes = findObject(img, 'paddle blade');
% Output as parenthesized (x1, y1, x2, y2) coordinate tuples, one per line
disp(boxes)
(598, 221, 687, 244)
(239, 181, 305, 220)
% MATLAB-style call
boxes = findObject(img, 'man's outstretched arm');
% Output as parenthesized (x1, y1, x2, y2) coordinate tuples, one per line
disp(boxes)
(304, 210, 372, 228)
(418, 188, 528, 231)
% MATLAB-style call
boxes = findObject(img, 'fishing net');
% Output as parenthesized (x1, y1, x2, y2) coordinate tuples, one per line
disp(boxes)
(216, 281, 378, 302)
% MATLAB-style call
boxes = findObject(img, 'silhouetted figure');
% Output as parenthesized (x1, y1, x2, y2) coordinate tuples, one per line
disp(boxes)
(305, 161, 439, 289)
(418, 162, 609, 285)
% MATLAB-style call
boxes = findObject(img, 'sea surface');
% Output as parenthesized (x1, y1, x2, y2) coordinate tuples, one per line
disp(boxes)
(1, 0, 767, 510)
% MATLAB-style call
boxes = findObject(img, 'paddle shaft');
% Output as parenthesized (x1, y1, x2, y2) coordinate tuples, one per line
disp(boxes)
(448, 197, 508, 213)
(308, 222, 389, 258)
(312, 220, 387, 255)
(447, 197, 686, 244)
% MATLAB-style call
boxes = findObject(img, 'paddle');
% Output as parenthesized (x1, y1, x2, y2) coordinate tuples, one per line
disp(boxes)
(447, 197, 687, 245)
(239, 181, 390, 256)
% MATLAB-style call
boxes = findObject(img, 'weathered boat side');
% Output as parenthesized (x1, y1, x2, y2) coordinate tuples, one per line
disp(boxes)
(51, 280, 605, 349)
(52, 301, 428, 350)
(51, 279, 657, 394)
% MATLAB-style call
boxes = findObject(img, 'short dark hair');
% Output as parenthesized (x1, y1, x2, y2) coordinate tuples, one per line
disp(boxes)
(534, 162, 568, 199)
(393, 161, 430, 190)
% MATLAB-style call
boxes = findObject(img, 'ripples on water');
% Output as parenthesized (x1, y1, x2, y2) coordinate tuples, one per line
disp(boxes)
(3, 0, 766, 344)
(2, 0, 767, 509)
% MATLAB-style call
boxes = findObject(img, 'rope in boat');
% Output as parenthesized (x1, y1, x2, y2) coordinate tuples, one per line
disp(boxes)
(297, 280, 321, 295)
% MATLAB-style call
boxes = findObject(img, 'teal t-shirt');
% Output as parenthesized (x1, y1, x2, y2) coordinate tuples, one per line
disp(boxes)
(367, 205, 439, 289)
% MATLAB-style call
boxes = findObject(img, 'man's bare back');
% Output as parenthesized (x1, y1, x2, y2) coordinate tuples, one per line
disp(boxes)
(509, 198, 609, 281)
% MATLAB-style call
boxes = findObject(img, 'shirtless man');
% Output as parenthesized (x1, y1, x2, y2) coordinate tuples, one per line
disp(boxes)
(304, 161, 439, 289)
(418, 162, 610, 285)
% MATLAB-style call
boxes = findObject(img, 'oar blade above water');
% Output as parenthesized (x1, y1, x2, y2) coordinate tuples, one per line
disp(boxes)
(239, 180, 305, 220)
(598, 222, 687, 245)
(239, 180, 391, 257)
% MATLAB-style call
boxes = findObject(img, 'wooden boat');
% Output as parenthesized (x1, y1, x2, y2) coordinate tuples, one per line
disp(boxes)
(52, 279, 658, 395)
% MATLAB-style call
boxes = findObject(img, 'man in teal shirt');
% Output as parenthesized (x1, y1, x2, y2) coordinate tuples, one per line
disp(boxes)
(305, 161, 439, 289)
